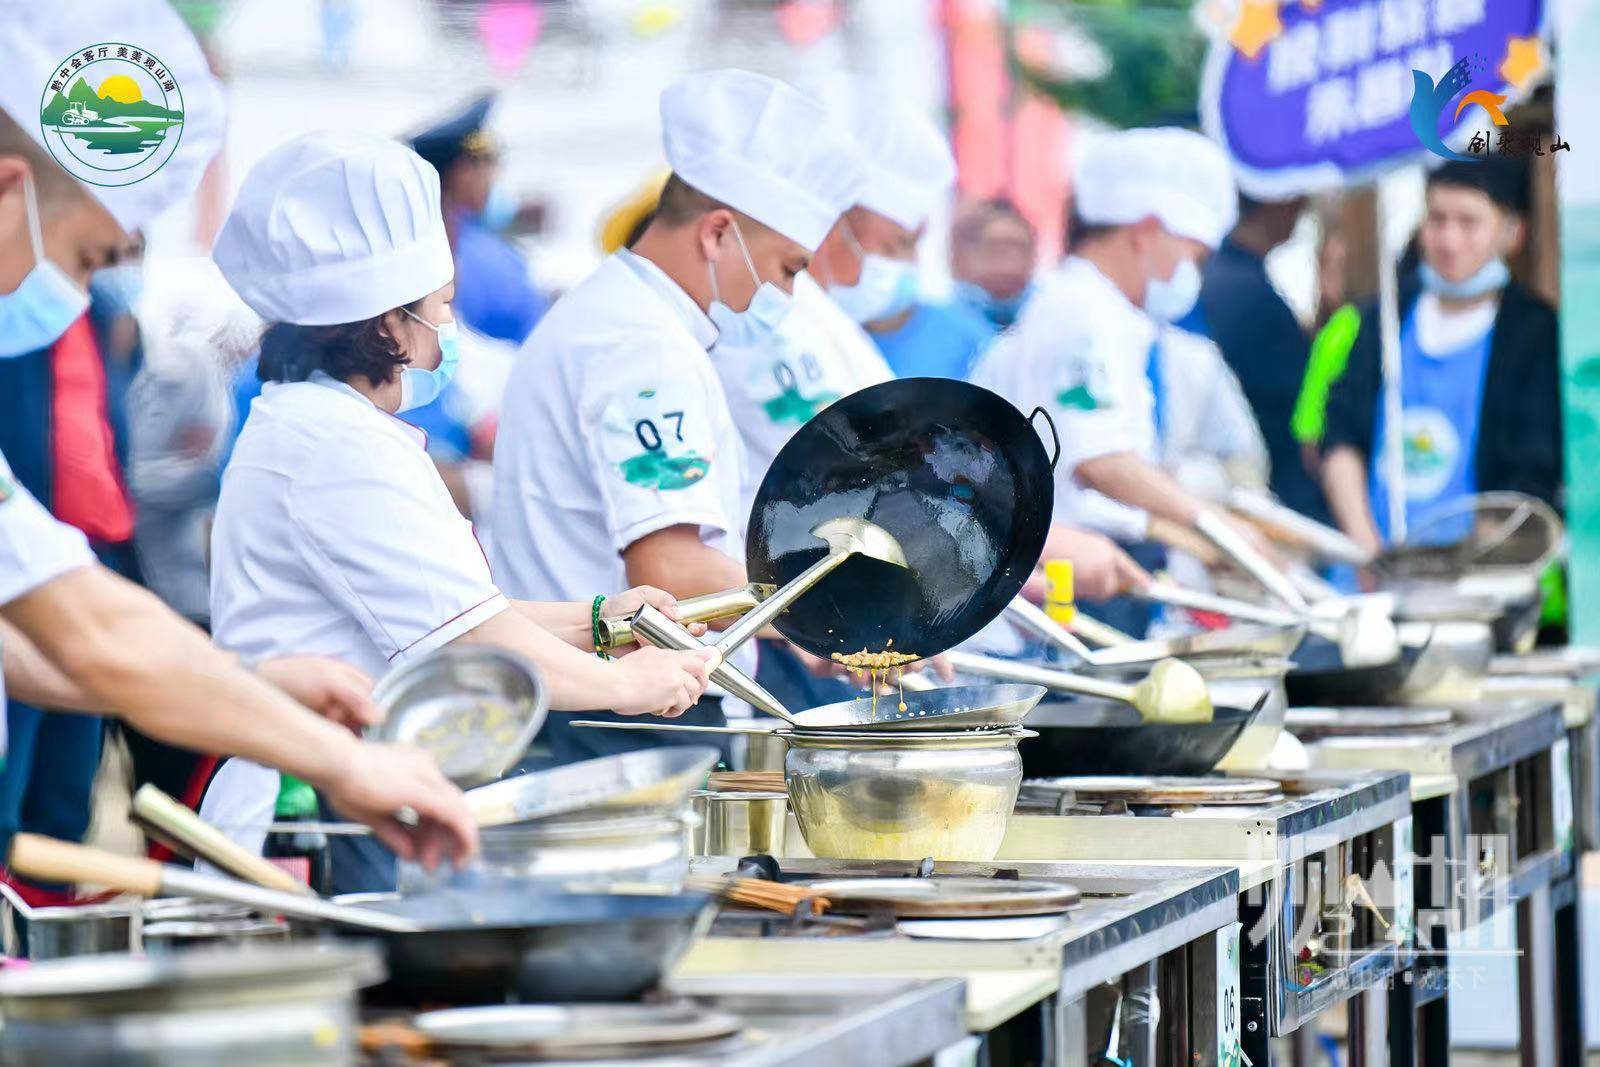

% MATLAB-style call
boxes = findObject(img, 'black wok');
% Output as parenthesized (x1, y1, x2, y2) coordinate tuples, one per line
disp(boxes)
(1284, 631, 1429, 706)
(748, 378, 1057, 659)
(1020, 695, 1265, 776)
(324, 890, 714, 1006)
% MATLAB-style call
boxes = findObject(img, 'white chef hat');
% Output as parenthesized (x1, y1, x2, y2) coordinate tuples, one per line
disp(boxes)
(818, 78, 956, 232)
(1073, 128, 1238, 249)
(213, 132, 454, 327)
(0, 0, 225, 234)
(661, 69, 864, 253)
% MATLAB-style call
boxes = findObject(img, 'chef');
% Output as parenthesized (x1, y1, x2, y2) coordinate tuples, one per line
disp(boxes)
(491, 69, 864, 763)
(972, 128, 1272, 636)
(0, 0, 475, 871)
(204, 132, 714, 892)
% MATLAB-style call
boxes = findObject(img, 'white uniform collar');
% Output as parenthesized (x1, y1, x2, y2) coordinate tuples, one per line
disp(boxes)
(616, 249, 719, 350)
(270, 369, 427, 447)
(1060, 255, 1144, 319)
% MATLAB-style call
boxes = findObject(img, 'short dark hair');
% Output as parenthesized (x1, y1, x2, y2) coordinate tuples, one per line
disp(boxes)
(652, 173, 728, 228)
(1427, 159, 1526, 213)
(257, 302, 420, 388)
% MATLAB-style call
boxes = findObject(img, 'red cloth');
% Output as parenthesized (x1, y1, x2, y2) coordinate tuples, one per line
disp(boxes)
(49, 316, 133, 543)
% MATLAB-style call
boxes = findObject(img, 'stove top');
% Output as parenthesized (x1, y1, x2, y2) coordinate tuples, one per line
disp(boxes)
(1017, 774, 1286, 815)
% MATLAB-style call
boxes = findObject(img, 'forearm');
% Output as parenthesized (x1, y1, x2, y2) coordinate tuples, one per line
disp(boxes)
(453, 607, 627, 711)
(1076, 452, 1205, 527)
(623, 531, 747, 600)
(511, 600, 593, 650)
(3, 567, 362, 791)
(0, 616, 98, 711)
(1320, 446, 1382, 550)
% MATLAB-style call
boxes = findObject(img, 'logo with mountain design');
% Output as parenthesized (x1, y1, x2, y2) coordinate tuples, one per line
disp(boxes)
(38, 43, 185, 187)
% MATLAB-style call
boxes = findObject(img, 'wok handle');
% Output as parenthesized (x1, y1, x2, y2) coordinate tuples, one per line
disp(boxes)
(1027, 407, 1062, 472)
(629, 605, 796, 722)
(1141, 578, 1303, 628)
(597, 584, 773, 652)
(568, 719, 774, 736)
(131, 784, 313, 896)
(942, 650, 1136, 703)
(9, 833, 164, 898)
(1195, 509, 1310, 612)
(1004, 597, 1095, 662)
(1069, 614, 1136, 648)
(713, 550, 853, 659)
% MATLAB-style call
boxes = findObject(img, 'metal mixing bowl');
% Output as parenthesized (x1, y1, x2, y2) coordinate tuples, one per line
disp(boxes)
(372, 645, 548, 785)
(782, 728, 1033, 862)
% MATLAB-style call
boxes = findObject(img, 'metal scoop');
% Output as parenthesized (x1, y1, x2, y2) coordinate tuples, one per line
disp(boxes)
(1140, 578, 1402, 669)
(944, 651, 1214, 723)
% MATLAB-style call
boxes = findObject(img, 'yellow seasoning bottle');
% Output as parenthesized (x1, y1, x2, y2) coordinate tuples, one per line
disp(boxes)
(1043, 559, 1075, 626)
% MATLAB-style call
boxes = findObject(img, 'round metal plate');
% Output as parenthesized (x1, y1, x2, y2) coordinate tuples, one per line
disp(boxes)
(1284, 706, 1455, 733)
(797, 877, 1081, 917)
(787, 683, 1046, 732)
(412, 1002, 742, 1056)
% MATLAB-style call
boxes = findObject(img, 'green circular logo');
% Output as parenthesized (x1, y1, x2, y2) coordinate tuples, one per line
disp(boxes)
(37, 42, 185, 188)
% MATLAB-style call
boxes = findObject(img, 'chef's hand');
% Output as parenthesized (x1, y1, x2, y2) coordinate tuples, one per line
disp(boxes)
(322, 742, 479, 869)
(1050, 529, 1152, 601)
(611, 646, 715, 718)
(255, 655, 381, 734)
(1214, 512, 1287, 570)
(603, 586, 708, 644)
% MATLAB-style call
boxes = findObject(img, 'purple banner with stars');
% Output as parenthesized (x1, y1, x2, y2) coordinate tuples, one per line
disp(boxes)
(1200, 0, 1546, 196)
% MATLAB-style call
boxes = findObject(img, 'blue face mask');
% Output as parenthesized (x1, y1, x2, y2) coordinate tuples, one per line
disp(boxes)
(1419, 258, 1509, 300)
(955, 280, 1031, 329)
(0, 173, 91, 358)
(91, 264, 145, 318)
(707, 218, 792, 347)
(829, 252, 919, 325)
(397, 308, 461, 412)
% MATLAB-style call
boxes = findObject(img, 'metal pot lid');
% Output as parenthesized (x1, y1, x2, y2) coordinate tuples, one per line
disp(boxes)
(481, 809, 685, 843)
(785, 683, 1045, 733)
(1284, 706, 1455, 731)
(777, 727, 1037, 747)
(1086, 624, 1307, 667)
(463, 745, 721, 828)
(412, 1002, 741, 1054)
(796, 876, 1080, 917)
(0, 944, 380, 1003)
(1021, 775, 1281, 800)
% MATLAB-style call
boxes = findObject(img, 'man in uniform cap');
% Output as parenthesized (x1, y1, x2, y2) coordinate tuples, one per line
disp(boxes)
(807, 84, 993, 381)
(491, 69, 864, 763)
(0, 0, 475, 884)
(409, 92, 550, 347)
(974, 127, 1276, 636)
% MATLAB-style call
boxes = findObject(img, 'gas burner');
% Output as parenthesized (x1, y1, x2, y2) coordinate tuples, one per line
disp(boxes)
(1017, 775, 1285, 814)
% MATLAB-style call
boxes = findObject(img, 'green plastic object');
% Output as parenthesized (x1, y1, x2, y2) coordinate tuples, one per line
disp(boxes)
(274, 774, 318, 820)
(1292, 304, 1362, 445)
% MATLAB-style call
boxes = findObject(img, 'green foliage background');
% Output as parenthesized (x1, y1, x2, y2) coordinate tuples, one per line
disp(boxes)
(1008, 0, 1209, 129)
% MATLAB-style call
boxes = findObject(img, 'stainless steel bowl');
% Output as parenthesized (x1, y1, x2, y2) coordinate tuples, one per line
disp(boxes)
(782, 729, 1034, 862)
(1396, 620, 1494, 703)
(372, 645, 549, 786)
(398, 810, 689, 893)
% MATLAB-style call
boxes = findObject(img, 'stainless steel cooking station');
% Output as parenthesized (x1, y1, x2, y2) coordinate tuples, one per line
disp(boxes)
(1293, 699, 1573, 1067)
(681, 857, 1240, 1066)
(997, 769, 1413, 1066)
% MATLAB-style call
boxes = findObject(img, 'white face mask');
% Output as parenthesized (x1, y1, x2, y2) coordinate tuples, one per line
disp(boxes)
(0, 173, 91, 358)
(830, 253, 919, 324)
(707, 218, 792, 346)
(1142, 255, 1202, 323)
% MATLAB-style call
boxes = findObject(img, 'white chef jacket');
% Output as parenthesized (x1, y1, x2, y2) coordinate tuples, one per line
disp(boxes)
(202, 373, 510, 855)
(490, 251, 755, 685)
(0, 450, 97, 757)
(713, 272, 893, 512)
(1157, 328, 1269, 501)
(971, 256, 1160, 543)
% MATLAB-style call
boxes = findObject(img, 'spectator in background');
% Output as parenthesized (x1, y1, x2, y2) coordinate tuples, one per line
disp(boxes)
(1189, 193, 1330, 524)
(1320, 161, 1561, 552)
(951, 197, 1038, 331)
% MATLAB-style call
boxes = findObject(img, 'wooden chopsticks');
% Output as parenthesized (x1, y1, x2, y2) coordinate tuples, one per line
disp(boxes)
(686, 874, 828, 915)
